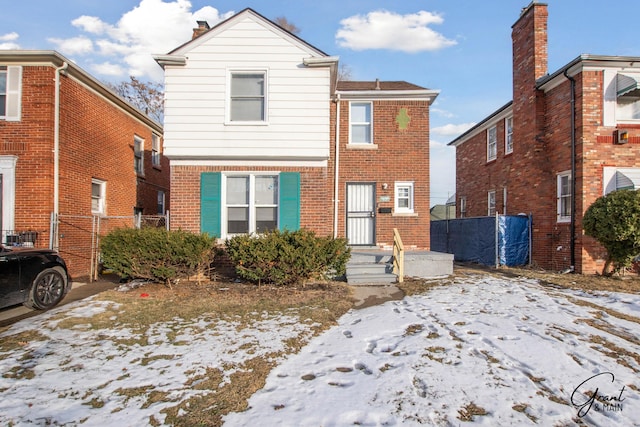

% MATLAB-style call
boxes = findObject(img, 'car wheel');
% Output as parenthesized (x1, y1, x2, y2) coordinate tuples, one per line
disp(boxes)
(25, 266, 68, 310)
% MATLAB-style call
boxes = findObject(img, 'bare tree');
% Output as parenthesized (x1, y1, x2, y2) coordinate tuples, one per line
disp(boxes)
(274, 16, 300, 35)
(338, 63, 353, 81)
(108, 76, 164, 123)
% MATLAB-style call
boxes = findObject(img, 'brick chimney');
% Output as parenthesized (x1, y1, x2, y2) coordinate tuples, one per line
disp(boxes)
(192, 20, 210, 39)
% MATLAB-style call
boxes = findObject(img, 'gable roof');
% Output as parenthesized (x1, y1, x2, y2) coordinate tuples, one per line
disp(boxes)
(165, 8, 329, 58)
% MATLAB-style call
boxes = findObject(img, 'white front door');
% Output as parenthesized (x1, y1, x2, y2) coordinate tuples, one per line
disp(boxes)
(346, 183, 376, 245)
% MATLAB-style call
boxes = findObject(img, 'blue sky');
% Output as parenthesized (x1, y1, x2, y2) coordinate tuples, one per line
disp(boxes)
(2, 0, 640, 206)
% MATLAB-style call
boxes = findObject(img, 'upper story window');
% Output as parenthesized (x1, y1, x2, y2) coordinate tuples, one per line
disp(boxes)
(505, 117, 513, 154)
(557, 171, 572, 223)
(350, 102, 373, 144)
(134, 136, 144, 175)
(487, 190, 496, 216)
(616, 73, 640, 121)
(487, 125, 497, 161)
(229, 71, 266, 123)
(394, 181, 414, 214)
(91, 179, 106, 215)
(0, 66, 21, 121)
(151, 134, 161, 167)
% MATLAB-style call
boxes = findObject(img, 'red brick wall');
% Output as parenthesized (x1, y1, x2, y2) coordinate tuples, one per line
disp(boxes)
(0, 63, 169, 278)
(333, 99, 431, 249)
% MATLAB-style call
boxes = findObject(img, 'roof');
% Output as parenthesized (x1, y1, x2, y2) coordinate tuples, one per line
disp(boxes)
(0, 50, 162, 132)
(337, 80, 427, 91)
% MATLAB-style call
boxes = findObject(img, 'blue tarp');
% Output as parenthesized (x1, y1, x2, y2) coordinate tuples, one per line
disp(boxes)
(431, 215, 530, 267)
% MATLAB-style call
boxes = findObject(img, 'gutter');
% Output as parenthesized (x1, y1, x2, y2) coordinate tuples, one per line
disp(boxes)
(563, 68, 576, 273)
(52, 61, 68, 250)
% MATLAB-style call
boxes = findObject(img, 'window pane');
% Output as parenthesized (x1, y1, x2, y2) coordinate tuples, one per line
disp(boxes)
(227, 176, 249, 204)
(0, 71, 5, 117)
(92, 182, 101, 198)
(231, 98, 264, 121)
(351, 103, 370, 122)
(256, 207, 277, 232)
(255, 176, 277, 204)
(351, 124, 371, 143)
(228, 207, 249, 233)
(231, 74, 264, 96)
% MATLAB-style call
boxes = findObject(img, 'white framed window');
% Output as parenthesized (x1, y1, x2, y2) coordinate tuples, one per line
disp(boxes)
(459, 196, 467, 218)
(394, 182, 414, 213)
(616, 73, 640, 121)
(134, 136, 144, 175)
(487, 190, 496, 216)
(603, 167, 640, 195)
(157, 190, 165, 214)
(151, 134, 161, 167)
(228, 71, 266, 123)
(224, 174, 278, 235)
(557, 171, 572, 223)
(487, 125, 497, 161)
(91, 179, 106, 215)
(0, 66, 22, 121)
(350, 102, 373, 144)
(505, 117, 513, 154)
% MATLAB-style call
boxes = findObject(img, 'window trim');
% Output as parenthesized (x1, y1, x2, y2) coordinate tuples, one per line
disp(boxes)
(505, 117, 513, 155)
(226, 69, 268, 125)
(487, 190, 496, 216)
(394, 181, 414, 214)
(487, 125, 497, 162)
(557, 171, 572, 223)
(151, 134, 161, 168)
(91, 179, 106, 215)
(134, 136, 144, 176)
(349, 101, 373, 145)
(221, 173, 279, 237)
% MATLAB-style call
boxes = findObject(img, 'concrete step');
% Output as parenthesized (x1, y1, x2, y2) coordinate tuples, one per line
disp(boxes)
(346, 272, 398, 285)
(346, 260, 397, 285)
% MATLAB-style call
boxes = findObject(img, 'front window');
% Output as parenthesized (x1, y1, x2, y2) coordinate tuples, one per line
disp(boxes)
(487, 126, 497, 161)
(350, 102, 373, 144)
(557, 171, 572, 222)
(394, 182, 414, 213)
(91, 179, 106, 214)
(152, 134, 161, 167)
(229, 72, 266, 122)
(505, 117, 513, 154)
(225, 174, 278, 235)
(487, 190, 496, 216)
(134, 136, 144, 175)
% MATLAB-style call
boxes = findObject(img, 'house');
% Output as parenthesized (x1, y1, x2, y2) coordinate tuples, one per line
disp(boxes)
(155, 9, 437, 250)
(0, 51, 169, 278)
(448, 2, 640, 274)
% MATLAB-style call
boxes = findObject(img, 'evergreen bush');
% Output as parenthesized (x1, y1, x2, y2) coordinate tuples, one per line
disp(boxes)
(224, 229, 350, 286)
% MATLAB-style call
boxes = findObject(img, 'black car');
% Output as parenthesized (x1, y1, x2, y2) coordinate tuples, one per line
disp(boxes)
(0, 244, 70, 310)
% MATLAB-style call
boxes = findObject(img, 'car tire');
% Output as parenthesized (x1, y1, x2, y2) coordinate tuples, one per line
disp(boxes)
(25, 266, 68, 310)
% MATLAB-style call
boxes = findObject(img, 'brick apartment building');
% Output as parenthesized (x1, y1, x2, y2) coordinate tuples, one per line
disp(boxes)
(156, 9, 437, 249)
(0, 51, 169, 278)
(449, 2, 640, 273)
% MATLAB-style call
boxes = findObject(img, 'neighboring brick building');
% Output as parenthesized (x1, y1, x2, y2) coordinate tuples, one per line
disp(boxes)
(156, 9, 437, 249)
(449, 2, 640, 273)
(0, 51, 169, 278)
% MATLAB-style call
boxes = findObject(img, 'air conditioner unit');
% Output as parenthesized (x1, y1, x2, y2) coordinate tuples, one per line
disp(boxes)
(614, 129, 629, 144)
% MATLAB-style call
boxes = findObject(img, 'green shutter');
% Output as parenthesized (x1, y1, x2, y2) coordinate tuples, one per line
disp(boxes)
(200, 172, 221, 237)
(279, 172, 300, 231)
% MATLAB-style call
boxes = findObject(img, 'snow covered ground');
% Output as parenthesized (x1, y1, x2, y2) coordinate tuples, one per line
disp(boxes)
(1, 274, 639, 426)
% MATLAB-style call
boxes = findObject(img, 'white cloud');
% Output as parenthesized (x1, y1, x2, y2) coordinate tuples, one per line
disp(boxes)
(0, 32, 19, 41)
(47, 36, 94, 55)
(52, 0, 234, 81)
(336, 10, 456, 53)
(431, 122, 476, 137)
(0, 32, 20, 49)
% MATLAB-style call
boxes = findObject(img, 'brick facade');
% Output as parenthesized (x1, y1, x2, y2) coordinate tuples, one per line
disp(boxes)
(451, 2, 640, 274)
(0, 52, 168, 278)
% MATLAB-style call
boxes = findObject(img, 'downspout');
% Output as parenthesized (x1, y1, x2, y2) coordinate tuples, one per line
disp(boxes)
(333, 93, 341, 238)
(563, 68, 576, 273)
(52, 61, 68, 250)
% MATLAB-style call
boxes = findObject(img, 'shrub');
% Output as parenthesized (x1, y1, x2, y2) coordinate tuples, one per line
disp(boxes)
(100, 228, 216, 285)
(224, 229, 350, 286)
(583, 189, 640, 275)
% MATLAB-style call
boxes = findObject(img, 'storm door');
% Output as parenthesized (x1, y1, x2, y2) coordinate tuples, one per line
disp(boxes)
(346, 183, 376, 245)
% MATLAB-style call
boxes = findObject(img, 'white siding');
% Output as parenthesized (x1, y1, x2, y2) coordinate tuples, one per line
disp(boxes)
(163, 16, 331, 162)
